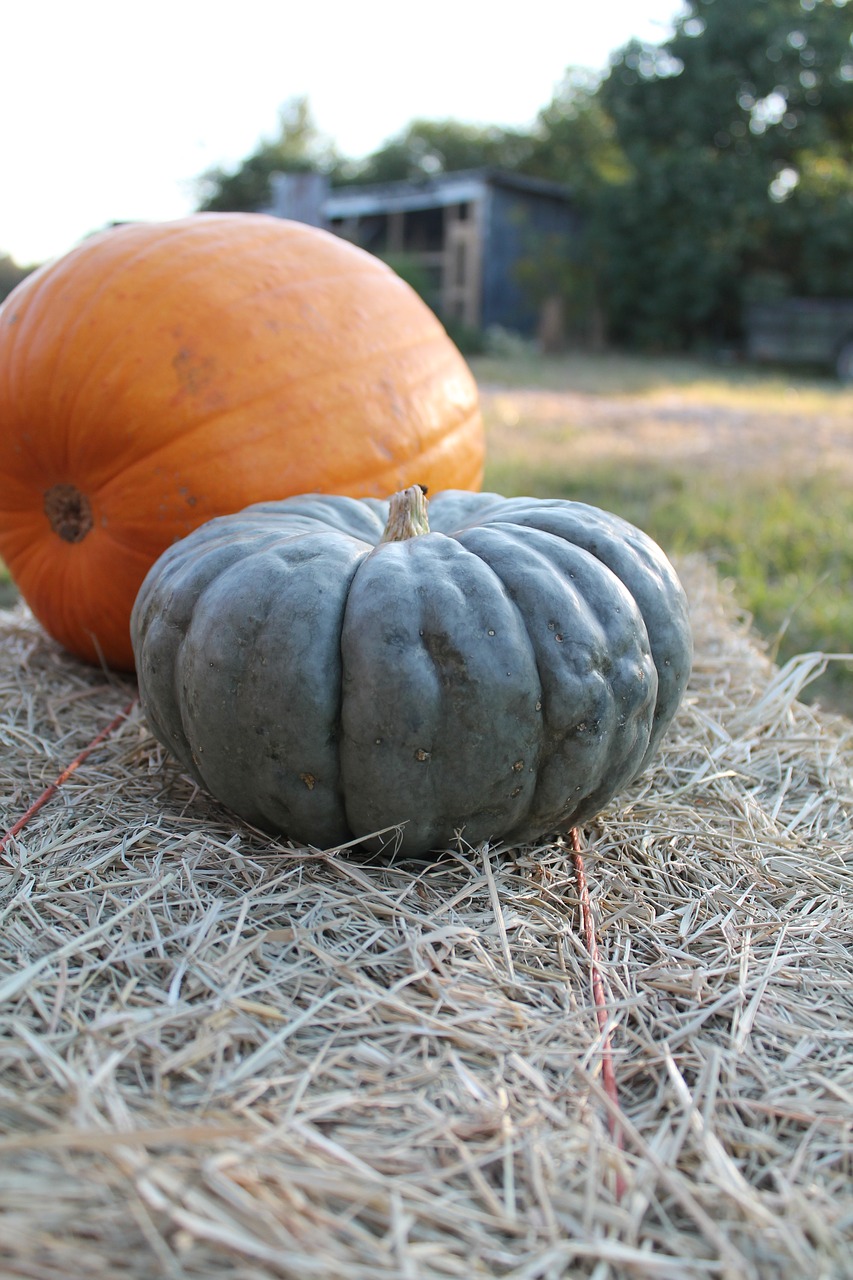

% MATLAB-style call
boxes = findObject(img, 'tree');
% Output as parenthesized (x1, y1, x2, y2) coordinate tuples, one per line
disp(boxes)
(0, 254, 37, 304)
(502, 69, 630, 349)
(523, 68, 628, 197)
(197, 96, 340, 212)
(593, 0, 853, 346)
(342, 119, 535, 186)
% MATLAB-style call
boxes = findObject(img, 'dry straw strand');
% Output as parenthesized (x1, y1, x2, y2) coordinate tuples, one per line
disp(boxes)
(1, 558, 852, 1280)
(0, 695, 138, 856)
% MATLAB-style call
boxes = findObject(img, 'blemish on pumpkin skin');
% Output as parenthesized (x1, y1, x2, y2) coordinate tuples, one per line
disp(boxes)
(173, 347, 217, 395)
(421, 631, 468, 688)
(300, 773, 316, 790)
(379, 377, 406, 423)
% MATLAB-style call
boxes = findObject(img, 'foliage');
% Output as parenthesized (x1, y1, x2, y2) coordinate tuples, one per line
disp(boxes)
(769, 148, 853, 295)
(590, 0, 853, 347)
(504, 0, 853, 348)
(524, 68, 628, 199)
(197, 97, 340, 212)
(0, 253, 36, 303)
(0, 558, 14, 608)
(339, 119, 535, 186)
(200, 112, 536, 208)
(377, 252, 439, 308)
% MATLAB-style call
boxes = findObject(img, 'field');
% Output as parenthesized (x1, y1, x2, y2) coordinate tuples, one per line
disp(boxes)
(471, 350, 853, 718)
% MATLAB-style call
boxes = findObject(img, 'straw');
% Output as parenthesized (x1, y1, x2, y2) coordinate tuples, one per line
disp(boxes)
(1, 555, 851, 1279)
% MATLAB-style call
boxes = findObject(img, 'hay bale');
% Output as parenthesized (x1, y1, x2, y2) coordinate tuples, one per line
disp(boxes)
(1, 557, 851, 1280)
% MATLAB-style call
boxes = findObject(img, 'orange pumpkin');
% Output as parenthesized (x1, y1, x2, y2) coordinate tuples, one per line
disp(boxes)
(0, 212, 484, 670)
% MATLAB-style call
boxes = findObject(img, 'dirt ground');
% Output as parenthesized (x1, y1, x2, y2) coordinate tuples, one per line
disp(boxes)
(479, 384, 853, 482)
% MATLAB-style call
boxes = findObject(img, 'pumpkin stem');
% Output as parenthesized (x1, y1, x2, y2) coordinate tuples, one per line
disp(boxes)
(379, 484, 430, 543)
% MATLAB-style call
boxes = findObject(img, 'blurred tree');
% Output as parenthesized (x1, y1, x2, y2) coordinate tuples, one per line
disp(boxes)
(771, 150, 853, 295)
(0, 254, 37, 303)
(197, 96, 340, 212)
(590, 0, 853, 346)
(342, 119, 535, 185)
(524, 68, 628, 197)
(509, 69, 630, 348)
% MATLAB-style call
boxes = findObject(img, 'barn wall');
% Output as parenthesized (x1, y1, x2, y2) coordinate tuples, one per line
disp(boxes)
(480, 185, 579, 337)
(270, 170, 578, 338)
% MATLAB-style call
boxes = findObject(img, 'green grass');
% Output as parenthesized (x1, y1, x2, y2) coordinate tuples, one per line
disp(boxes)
(486, 459, 853, 708)
(0, 563, 15, 609)
(476, 351, 853, 718)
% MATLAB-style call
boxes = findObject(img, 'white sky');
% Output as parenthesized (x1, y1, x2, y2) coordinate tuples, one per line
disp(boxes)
(2, 0, 685, 265)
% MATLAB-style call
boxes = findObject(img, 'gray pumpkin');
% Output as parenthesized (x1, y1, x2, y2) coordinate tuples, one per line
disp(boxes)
(131, 486, 692, 855)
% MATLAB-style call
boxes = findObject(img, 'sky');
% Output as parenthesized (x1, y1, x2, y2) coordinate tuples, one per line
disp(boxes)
(2, 0, 685, 266)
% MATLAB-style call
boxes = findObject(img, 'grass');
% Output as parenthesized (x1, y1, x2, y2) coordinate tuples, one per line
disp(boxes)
(473, 350, 853, 718)
(468, 347, 852, 404)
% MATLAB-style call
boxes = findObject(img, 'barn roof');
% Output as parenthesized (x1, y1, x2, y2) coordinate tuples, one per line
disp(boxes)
(324, 168, 574, 219)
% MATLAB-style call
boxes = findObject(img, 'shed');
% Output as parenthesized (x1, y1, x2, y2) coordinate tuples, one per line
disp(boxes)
(266, 169, 579, 339)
